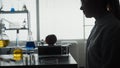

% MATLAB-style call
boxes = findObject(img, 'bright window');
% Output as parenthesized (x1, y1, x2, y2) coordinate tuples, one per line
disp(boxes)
(40, 0, 84, 40)
(0, 0, 95, 41)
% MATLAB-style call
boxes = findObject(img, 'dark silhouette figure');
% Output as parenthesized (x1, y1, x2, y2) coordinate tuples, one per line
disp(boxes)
(80, 0, 120, 68)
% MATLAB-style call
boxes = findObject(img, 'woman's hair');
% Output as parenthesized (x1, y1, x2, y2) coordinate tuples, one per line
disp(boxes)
(81, 0, 120, 19)
(107, 0, 120, 20)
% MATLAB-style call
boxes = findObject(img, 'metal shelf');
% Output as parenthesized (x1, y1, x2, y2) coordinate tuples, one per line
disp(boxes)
(0, 10, 30, 31)
(5, 28, 29, 30)
(0, 10, 30, 41)
(0, 11, 28, 14)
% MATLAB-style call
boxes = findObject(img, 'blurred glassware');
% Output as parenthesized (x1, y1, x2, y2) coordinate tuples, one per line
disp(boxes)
(22, 4, 27, 11)
(13, 30, 23, 61)
(26, 31, 35, 50)
(0, 23, 10, 48)
(13, 47, 23, 61)
(10, 7, 15, 12)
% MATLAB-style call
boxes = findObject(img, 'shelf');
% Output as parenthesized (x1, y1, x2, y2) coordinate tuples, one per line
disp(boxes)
(0, 10, 28, 14)
(5, 28, 29, 30)
(0, 10, 30, 31)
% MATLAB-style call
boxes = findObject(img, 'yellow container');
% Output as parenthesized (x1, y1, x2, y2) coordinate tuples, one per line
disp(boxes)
(13, 48, 23, 61)
(0, 40, 9, 48)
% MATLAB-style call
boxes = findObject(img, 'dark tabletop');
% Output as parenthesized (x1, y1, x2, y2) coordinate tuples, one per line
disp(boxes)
(0, 54, 78, 68)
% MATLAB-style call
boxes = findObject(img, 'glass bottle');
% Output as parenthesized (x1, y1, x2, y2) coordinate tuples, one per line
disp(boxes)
(0, 23, 10, 48)
(22, 19, 26, 29)
(25, 30, 35, 65)
(26, 30, 35, 50)
(13, 29, 23, 61)
(13, 47, 22, 61)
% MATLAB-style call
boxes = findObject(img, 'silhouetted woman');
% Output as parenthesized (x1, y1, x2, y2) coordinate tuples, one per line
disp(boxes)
(80, 0, 120, 68)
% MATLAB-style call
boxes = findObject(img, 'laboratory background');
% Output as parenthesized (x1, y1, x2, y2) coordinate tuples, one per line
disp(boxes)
(0, 0, 95, 68)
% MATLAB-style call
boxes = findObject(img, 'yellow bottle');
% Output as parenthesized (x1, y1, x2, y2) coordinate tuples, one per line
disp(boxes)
(0, 23, 10, 48)
(0, 40, 9, 48)
(13, 30, 23, 61)
(13, 48, 23, 61)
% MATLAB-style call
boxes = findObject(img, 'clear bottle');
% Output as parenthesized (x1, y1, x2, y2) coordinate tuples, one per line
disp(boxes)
(22, 19, 27, 29)
(40, 39, 44, 46)
(22, 4, 27, 11)
(0, 23, 10, 48)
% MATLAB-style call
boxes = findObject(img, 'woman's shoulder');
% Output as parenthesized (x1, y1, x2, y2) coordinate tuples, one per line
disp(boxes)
(96, 13, 120, 27)
(103, 14, 120, 28)
(100, 14, 120, 36)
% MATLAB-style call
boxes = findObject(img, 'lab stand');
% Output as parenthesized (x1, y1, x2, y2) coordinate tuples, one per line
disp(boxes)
(0, 10, 30, 41)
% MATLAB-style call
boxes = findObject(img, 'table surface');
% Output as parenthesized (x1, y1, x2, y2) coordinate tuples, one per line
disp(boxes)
(0, 53, 77, 66)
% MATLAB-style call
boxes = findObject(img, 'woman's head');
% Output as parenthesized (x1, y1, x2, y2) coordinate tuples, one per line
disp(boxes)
(80, 0, 120, 19)
(80, 0, 105, 18)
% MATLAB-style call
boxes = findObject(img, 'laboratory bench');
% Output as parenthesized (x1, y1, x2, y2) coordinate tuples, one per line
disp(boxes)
(0, 42, 78, 68)
(0, 54, 78, 68)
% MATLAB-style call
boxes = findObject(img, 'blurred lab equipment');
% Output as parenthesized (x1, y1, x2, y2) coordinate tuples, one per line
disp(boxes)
(10, 7, 15, 12)
(0, 18, 21, 29)
(22, 19, 27, 29)
(26, 31, 35, 50)
(45, 34, 57, 46)
(25, 30, 36, 65)
(22, 4, 27, 11)
(0, 5, 3, 11)
(13, 47, 23, 61)
(13, 30, 23, 61)
(0, 22, 10, 48)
